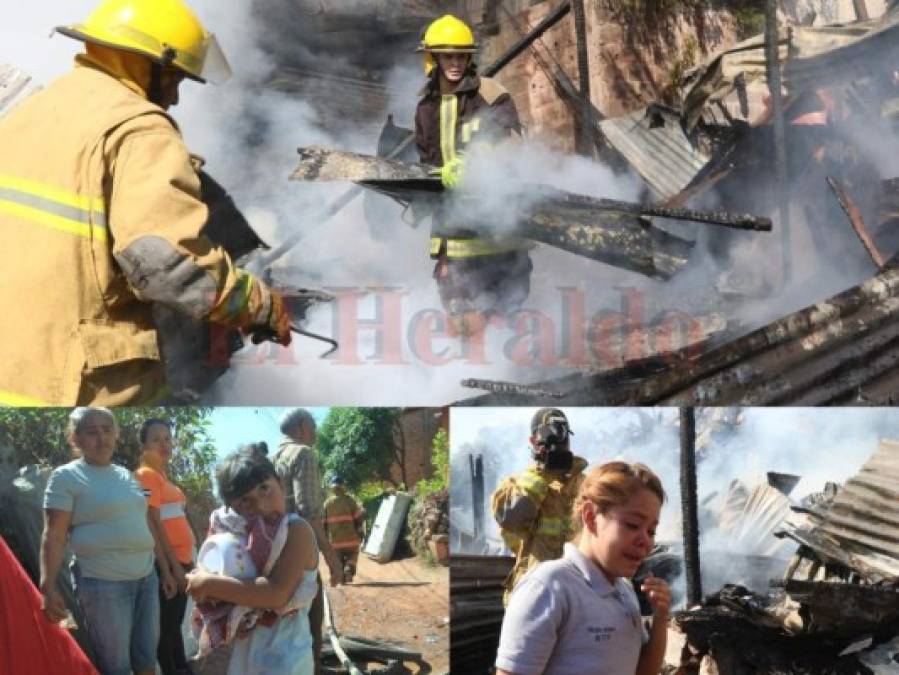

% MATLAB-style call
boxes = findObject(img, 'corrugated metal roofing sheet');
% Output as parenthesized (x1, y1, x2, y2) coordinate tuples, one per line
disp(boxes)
(599, 105, 711, 201)
(459, 260, 899, 406)
(598, 11, 899, 201)
(818, 438, 899, 561)
(784, 10, 899, 92)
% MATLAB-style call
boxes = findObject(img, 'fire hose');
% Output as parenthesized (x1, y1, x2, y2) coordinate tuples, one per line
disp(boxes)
(323, 587, 365, 675)
(321, 586, 427, 674)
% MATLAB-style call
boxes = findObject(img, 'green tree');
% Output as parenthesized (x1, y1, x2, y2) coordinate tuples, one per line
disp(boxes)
(0, 407, 218, 525)
(316, 408, 401, 490)
(415, 427, 448, 497)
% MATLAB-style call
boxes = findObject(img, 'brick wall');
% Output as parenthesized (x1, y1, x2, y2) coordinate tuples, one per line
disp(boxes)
(391, 407, 448, 486)
(456, 1, 739, 152)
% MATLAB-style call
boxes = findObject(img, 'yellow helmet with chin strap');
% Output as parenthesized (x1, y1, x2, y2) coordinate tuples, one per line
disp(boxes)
(418, 15, 478, 75)
(55, 0, 231, 84)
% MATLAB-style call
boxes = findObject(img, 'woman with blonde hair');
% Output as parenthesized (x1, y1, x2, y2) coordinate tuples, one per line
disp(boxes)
(495, 461, 671, 675)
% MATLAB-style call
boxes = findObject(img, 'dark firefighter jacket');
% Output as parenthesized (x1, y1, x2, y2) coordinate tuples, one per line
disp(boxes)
(415, 70, 530, 258)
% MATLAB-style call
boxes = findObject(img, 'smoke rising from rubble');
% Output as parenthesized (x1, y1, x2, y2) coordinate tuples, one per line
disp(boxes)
(9, 4, 898, 403)
(450, 407, 899, 602)
(181, 1, 653, 404)
(176, 1, 666, 404)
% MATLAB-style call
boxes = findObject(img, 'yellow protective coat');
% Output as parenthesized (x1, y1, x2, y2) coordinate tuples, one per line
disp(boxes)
(491, 456, 587, 604)
(323, 492, 365, 552)
(0, 55, 268, 405)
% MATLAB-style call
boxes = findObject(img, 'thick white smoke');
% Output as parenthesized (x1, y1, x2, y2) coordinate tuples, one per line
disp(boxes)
(450, 406, 896, 599)
(7, 3, 894, 404)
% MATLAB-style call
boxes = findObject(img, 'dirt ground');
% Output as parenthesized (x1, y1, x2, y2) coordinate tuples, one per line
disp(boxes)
(194, 554, 449, 675)
(325, 554, 450, 674)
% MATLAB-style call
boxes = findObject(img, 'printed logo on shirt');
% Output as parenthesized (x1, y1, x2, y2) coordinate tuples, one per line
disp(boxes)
(586, 625, 616, 643)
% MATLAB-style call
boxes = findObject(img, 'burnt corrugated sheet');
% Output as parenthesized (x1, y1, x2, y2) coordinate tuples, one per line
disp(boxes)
(818, 438, 899, 564)
(777, 439, 899, 582)
(718, 482, 795, 558)
(598, 105, 711, 201)
(459, 259, 899, 406)
(784, 11, 899, 92)
(450, 554, 513, 675)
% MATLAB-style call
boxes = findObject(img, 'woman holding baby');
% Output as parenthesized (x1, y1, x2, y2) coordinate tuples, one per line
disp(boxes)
(186, 449, 319, 675)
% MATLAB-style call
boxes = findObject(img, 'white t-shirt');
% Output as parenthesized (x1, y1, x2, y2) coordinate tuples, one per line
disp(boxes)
(496, 543, 648, 675)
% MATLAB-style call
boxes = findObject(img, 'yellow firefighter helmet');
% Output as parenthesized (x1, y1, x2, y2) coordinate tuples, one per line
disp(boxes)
(418, 15, 478, 75)
(55, 0, 231, 84)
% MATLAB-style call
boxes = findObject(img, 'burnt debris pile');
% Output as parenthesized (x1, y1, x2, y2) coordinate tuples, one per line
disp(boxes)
(663, 439, 899, 674)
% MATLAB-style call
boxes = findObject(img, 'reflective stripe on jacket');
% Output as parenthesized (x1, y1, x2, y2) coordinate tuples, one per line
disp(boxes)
(415, 72, 530, 258)
(491, 457, 588, 605)
(0, 60, 267, 405)
(324, 493, 364, 551)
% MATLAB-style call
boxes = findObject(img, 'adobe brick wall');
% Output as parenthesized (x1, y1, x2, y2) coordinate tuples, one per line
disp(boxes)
(457, 1, 739, 152)
(390, 408, 447, 486)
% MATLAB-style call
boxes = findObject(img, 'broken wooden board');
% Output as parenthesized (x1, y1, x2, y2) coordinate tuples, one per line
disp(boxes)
(291, 145, 694, 279)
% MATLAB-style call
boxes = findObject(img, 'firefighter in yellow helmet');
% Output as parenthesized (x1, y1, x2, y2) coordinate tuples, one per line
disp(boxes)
(0, 0, 291, 406)
(415, 15, 533, 336)
(491, 408, 587, 605)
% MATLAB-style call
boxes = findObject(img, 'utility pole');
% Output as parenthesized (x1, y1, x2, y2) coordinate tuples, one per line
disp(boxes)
(680, 407, 702, 606)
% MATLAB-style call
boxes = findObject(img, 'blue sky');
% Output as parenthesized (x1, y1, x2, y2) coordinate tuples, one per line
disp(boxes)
(207, 407, 329, 461)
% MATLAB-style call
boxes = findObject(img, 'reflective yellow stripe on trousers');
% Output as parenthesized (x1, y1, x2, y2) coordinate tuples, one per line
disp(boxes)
(0, 175, 107, 241)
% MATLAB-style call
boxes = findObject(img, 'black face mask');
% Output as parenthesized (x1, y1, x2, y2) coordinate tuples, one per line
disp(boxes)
(533, 415, 573, 471)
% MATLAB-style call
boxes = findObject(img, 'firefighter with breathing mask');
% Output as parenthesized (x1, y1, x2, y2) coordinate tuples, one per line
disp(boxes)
(491, 408, 588, 605)
(415, 14, 533, 336)
(0, 0, 291, 406)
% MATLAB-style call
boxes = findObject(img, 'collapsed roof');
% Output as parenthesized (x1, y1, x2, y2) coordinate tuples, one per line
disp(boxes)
(600, 8, 899, 201)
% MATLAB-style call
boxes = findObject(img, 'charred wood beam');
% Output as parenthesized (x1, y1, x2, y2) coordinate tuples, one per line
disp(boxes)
(773, 579, 899, 636)
(480, 0, 501, 35)
(553, 191, 773, 231)
(764, 1, 792, 284)
(461, 379, 563, 399)
(571, 0, 594, 157)
(290, 147, 695, 278)
(483, 1, 572, 77)
(664, 287, 899, 406)
(674, 596, 866, 671)
(470, 454, 485, 543)
(826, 176, 886, 268)
(521, 199, 692, 279)
(451, 555, 515, 673)
(680, 407, 703, 607)
(612, 265, 899, 405)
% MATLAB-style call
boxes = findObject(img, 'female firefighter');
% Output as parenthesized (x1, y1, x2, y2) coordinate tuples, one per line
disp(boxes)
(495, 461, 671, 675)
(415, 14, 533, 336)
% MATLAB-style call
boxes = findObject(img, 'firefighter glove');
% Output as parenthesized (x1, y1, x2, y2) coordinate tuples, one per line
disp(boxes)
(250, 291, 292, 346)
(439, 155, 465, 189)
